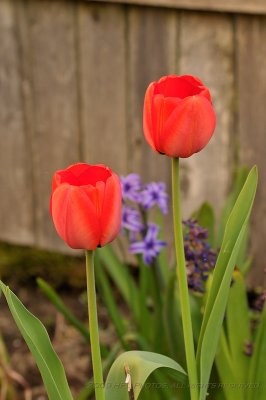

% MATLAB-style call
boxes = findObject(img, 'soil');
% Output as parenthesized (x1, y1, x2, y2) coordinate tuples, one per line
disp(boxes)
(0, 281, 117, 400)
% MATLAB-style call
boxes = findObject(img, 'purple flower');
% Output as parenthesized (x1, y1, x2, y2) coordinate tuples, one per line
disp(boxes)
(140, 182, 169, 214)
(248, 289, 266, 313)
(129, 223, 166, 265)
(121, 205, 144, 233)
(183, 219, 217, 293)
(120, 174, 142, 202)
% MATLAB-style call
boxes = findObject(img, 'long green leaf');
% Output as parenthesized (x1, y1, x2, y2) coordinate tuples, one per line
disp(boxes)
(136, 255, 153, 343)
(247, 303, 266, 400)
(196, 166, 258, 400)
(215, 328, 239, 400)
(0, 281, 73, 400)
(163, 273, 183, 362)
(226, 271, 251, 383)
(105, 351, 186, 400)
(99, 246, 139, 320)
(94, 253, 128, 348)
(216, 166, 249, 246)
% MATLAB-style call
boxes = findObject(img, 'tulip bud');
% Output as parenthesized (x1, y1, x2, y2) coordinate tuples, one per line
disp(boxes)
(50, 163, 122, 249)
(143, 74, 216, 158)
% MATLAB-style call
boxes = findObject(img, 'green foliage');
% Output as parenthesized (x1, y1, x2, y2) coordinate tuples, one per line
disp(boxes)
(105, 351, 186, 400)
(0, 165, 262, 400)
(247, 302, 266, 400)
(0, 281, 73, 400)
(192, 202, 215, 247)
(196, 166, 258, 400)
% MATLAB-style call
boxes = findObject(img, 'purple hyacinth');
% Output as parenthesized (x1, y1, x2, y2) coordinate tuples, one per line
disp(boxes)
(248, 289, 266, 313)
(184, 219, 217, 293)
(121, 205, 144, 233)
(120, 173, 142, 203)
(140, 182, 169, 214)
(129, 223, 166, 265)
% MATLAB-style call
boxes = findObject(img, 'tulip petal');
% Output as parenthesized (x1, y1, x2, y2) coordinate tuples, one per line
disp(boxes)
(161, 95, 216, 158)
(143, 82, 157, 152)
(181, 75, 212, 101)
(155, 75, 203, 99)
(100, 173, 122, 247)
(51, 184, 101, 249)
(151, 96, 180, 152)
(52, 164, 91, 193)
(52, 163, 112, 193)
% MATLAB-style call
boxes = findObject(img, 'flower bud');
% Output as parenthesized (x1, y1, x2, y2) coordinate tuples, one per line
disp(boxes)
(50, 163, 122, 249)
(143, 74, 216, 158)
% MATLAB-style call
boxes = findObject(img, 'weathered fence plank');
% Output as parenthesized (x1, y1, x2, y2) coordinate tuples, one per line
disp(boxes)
(236, 15, 266, 286)
(178, 12, 234, 219)
(77, 2, 127, 174)
(0, 0, 265, 282)
(94, 0, 266, 15)
(0, 0, 34, 245)
(127, 6, 177, 184)
(25, 0, 80, 250)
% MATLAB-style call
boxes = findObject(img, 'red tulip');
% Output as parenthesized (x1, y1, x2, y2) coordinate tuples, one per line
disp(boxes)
(143, 74, 216, 158)
(50, 163, 122, 250)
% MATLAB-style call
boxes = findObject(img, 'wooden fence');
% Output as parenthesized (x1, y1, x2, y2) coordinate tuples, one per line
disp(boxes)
(0, 0, 266, 283)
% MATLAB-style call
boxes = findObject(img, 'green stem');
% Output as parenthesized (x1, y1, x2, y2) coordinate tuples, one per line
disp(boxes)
(85, 250, 105, 400)
(171, 158, 198, 400)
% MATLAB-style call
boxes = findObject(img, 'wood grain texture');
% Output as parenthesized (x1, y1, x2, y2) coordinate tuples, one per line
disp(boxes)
(26, 0, 80, 250)
(0, 0, 34, 245)
(93, 0, 266, 15)
(77, 2, 127, 174)
(127, 6, 177, 183)
(0, 0, 264, 285)
(236, 15, 266, 285)
(178, 12, 234, 220)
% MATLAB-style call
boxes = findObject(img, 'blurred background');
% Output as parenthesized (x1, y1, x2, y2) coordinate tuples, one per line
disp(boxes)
(0, 0, 266, 284)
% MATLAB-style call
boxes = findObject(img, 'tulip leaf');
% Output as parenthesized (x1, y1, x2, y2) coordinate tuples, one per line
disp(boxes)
(226, 271, 251, 383)
(105, 351, 187, 400)
(94, 253, 128, 348)
(196, 165, 258, 400)
(99, 246, 139, 320)
(216, 165, 249, 247)
(163, 273, 184, 363)
(215, 328, 236, 400)
(247, 302, 266, 400)
(0, 281, 73, 400)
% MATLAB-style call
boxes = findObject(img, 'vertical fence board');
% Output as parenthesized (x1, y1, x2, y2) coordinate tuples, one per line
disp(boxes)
(236, 15, 266, 285)
(127, 6, 177, 184)
(0, 0, 34, 244)
(179, 12, 234, 219)
(26, 0, 80, 250)
(77, 3, 127, 174)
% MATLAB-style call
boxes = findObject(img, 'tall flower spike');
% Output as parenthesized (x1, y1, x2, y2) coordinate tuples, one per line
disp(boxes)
(183, 219, 217, 293)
